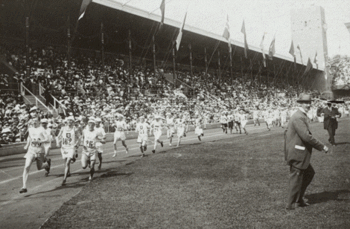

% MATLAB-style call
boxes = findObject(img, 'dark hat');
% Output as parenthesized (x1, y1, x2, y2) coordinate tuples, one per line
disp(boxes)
(297, 93, 313, 103)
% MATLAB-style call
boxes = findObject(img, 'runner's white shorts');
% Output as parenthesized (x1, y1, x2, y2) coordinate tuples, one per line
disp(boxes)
(177, 127, 185, 137)
(82, 148, 97, 161)
(24, 146, 42, 162)
(154, 130, 162, 140)
(266, 118, 273, 125)
(114, 131, 126, 142)
(241, 120, 248, 128)
(61, 147, 75, 159)
(195, 127, 203, 135)
(137, 134, 148, 144)
(96, 142, 103, 153)
(167, 127, 175, 138)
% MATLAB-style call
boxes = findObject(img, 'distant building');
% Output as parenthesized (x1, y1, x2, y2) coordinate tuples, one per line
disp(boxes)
(291, 5, 329, 90)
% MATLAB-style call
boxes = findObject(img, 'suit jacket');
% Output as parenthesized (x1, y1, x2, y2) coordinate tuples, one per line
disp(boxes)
(284, 109, 324, 170)
(322, 107, 341, 130)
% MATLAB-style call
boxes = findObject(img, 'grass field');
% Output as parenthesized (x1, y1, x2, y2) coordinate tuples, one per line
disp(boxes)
(42, 120, 350, 229)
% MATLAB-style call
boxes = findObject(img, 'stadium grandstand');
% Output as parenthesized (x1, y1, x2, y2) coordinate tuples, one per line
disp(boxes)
(0, 0, 346, 146)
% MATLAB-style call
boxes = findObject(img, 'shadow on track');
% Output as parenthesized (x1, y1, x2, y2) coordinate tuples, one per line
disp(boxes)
(306, 190, 350, 204)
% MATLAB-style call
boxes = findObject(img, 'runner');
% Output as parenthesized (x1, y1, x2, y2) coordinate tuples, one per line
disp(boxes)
(112, 114, 129, 157)
(95, 117, 106, 170)
(166, 113, 175, 146)
(151, 115, 164, 154)
(240, 110, 248, 135)
(19, 118, 50, 193)
(81, 118, 100, 181)
(40, 119, 52, 177)
(56, 116, 80, 185)
(227, 112, 234, 134)
(194, 116, 204, 141)
(175, 114, 186, 147)
(135, 116, 150, 157)
(234, 110, 242, 134)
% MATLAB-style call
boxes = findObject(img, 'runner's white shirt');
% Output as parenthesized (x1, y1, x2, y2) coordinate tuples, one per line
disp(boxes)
(28, 127, 46, 150)
(151, 120, 163, 133)
(136, 122, 150, 136)
(114, 120, 127, 132)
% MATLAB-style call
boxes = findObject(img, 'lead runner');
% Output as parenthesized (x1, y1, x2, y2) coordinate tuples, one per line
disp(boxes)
(20, 118, 50, 193)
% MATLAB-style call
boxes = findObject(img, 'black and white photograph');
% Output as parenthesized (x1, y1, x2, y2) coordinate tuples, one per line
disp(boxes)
(0, 0, 350, 228)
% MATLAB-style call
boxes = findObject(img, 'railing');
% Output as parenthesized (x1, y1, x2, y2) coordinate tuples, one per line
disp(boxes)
(52, 95, 66, 116)
(20, 83, 50, 111)
(39, 83, 66, 115)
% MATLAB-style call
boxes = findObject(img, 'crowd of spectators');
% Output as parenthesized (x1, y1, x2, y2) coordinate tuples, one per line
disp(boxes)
(1, 43, 349, 146)
(330, 56, 350, 88)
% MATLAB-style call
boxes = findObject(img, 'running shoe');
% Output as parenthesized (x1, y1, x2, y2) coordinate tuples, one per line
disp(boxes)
(19, 188, 27, 194)
(152, 150, 156, 154)
(160, 141, 164, 147)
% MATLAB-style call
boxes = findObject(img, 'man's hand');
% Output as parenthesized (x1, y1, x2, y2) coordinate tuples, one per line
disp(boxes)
(323, 145, 329, 153)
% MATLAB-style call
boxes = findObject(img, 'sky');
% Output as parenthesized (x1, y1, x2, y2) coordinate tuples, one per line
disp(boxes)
(105, 0, 350, 58)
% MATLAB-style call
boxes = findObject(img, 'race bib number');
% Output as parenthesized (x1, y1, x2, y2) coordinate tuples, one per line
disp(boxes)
(63, 133, 72, 146)
(85, 140, 95, 148)
(31, 138, 41, 147)
(139, 126, 145, 135)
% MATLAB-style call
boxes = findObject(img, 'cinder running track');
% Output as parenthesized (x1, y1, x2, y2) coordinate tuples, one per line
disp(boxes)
(0, 124, 277, 229)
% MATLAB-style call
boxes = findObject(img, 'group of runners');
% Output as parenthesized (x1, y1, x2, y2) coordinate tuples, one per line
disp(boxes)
(18, 112, 205, 193)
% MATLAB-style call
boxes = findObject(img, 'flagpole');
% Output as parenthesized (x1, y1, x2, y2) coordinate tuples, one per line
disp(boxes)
(172, 40, 176, 89)
(189, 44, 193, 87)
(67, 16, 71, 78)
(25, 16, 30, 79)
(229, 46, 233, 85)
(218, 50, 221, 83)
(152, 35, 156, 74)
(128, 30, 132, 84)
(204, 47, 207, 86)
(101, 22, 105, 72)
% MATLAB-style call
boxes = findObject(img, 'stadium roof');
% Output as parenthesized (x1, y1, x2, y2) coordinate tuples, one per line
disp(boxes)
(93, 0, 321, 70)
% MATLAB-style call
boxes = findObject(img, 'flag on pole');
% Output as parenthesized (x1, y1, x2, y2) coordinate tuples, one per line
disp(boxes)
(314, 52, 318, 69)
(345, 22, 350, 34)
(260, 33, 266, 67)
(160, 0, 166, 25)
(78, 0, 92, 21)
(241, 20, 249, 58)
(175, 12, 187, 51)
(268, 36, 275, 60)
(303, 57, 313, 75)
(223, 15, 231, 52)
(289, 40, 296, 68)
(297, 44, 303, 64)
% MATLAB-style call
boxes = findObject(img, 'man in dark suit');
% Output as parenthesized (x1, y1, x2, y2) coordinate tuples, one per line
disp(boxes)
(284, 94, 328, 210)
(321, 101, 341, 146)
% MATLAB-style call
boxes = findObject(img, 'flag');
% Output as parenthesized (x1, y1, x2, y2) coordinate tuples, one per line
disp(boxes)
(345, 22, 350, 34)
(268, 36, 275, 60)
(160, 0, 165, 25)
(175, 12, 187, 51)
(223, 15, 231, 52)
(297, 44, 303, 64)
(303, 57, 313, 75)
(314, 52, 318, 69)
(241, 20, 249, 58)
(260, 33, 266, 67)
(78, 0, 92, 21)
(289, 40, 296, 68)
